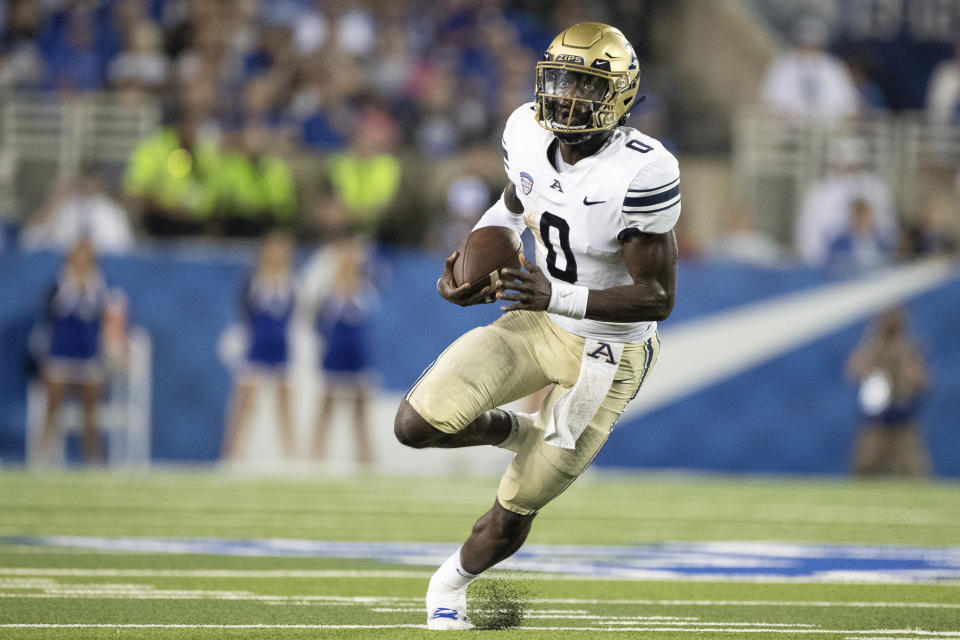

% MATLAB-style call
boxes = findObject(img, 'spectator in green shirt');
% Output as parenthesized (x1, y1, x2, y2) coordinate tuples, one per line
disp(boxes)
(217, 122, 297, 237)
(123, 115, 222, 236)
(326, 109, 401, 237)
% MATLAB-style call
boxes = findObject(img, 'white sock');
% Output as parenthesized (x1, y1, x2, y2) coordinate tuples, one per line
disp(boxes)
(430, 547, 479, 591)
(496, 411, 535, 453)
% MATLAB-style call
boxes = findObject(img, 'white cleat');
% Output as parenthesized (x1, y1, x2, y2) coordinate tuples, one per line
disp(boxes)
(426, 580, 474, 630)
(427, 611, 474, 631)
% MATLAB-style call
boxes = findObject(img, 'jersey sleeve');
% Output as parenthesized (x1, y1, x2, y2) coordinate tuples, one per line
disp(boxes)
(619, 151, 681, 238)
(473, 190, 526, 236)
(500, 102, 536, 185)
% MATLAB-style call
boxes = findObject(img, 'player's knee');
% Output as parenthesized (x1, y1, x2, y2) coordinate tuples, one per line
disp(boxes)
(394, 399, 438, 449)
(483, 500, 535, 541)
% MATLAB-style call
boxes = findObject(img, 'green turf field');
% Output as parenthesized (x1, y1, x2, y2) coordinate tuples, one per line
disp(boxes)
(1, 470, 958, 639)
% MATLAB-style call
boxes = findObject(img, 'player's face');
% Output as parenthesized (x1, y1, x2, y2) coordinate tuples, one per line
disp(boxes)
(542, 68, 608, 128)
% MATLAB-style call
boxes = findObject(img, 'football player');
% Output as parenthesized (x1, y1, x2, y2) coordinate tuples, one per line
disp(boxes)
(393, 22, 680, 630)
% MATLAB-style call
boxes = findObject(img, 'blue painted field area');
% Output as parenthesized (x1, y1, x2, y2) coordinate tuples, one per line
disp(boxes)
(4, 536, 958, 584)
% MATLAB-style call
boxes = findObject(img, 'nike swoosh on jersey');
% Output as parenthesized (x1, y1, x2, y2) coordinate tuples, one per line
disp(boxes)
(583, 197, 606, 206)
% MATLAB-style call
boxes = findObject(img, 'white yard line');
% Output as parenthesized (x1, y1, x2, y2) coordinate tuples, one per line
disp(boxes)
(1, 588, 959, 611)
(528, 599, 960, 609)
(0, 568, 433, 579)
(595, 621, 818, 627)
(0, 624, 426, 630)
(368, 609, 812, 625)
(519, 630, 960, 636)
(1, 624, 959, 636)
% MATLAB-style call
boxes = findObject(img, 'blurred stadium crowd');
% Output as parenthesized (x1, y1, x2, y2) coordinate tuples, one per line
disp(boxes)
(1, 0, 959, 261)
(1, 0, 957, 263)
(1, 0, 652, 246)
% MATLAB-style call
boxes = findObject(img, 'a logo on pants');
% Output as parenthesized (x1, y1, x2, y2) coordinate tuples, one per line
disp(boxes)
(587, 341, 618, 364)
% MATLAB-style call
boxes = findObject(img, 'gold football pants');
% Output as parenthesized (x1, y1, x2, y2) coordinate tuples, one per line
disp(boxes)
(407, 310, 659, 514)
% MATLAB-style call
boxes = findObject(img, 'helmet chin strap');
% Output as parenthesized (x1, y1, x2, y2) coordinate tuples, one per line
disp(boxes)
(554, 130, 597, 145)
(554, 127, 614, 150)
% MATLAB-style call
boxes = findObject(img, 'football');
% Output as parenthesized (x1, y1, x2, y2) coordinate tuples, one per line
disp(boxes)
(453, 226, 523, 301)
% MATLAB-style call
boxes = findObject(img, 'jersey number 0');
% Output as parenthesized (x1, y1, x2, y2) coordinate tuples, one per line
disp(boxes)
(538, 141, 655, 284)
(540, 212, 578, 283)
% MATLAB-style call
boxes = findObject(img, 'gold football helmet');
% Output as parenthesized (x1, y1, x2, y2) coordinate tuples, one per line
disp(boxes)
(535, 22, 641, 142)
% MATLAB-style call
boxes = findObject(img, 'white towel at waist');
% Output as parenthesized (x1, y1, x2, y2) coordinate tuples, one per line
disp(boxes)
(544, 338, 624, 450)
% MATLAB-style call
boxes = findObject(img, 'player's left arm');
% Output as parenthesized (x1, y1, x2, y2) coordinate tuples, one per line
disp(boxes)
(591, 147, 680, 322)
(495, 230, 677, 322)
(585, 229, 677, 321)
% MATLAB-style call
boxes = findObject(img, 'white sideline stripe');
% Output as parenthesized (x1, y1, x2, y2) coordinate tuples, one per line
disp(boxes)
(529, 599, 960, 610)
(2, 625, 959, 636)
(0, 593, 416, 602)
(2, 587, 958, 610)
(371, 608, 604, 615)
(593, 621, 817, 627)
(520, 630, 960, 636)
(369, 609, 811, 625)
(0, 624, 426, 630)
(0, 568, 432, 579)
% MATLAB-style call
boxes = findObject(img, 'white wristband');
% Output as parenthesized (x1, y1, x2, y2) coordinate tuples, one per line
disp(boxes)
(547, 282, 589, 319)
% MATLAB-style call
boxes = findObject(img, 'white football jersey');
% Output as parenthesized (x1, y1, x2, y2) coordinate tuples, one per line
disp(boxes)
(501, 102, 680, 343)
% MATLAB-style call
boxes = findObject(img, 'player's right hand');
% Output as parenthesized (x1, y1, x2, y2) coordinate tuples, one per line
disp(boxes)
(437, 251, 493, 306)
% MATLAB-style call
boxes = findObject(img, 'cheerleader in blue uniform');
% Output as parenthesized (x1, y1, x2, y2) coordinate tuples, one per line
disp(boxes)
(312, 236, 378, 466)
(222, 232, 297, 460)
(39, 238, 108, 463)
